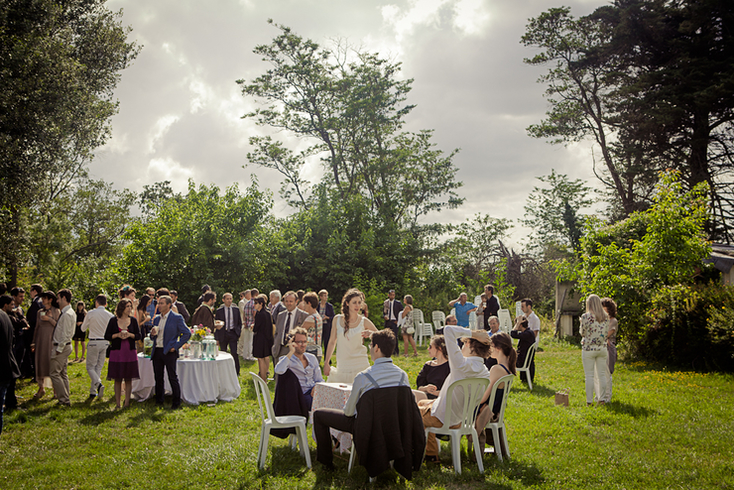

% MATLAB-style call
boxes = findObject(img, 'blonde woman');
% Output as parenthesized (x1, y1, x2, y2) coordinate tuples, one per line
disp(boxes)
(323, 288, 378, 383)
(580, 294, 609, 406)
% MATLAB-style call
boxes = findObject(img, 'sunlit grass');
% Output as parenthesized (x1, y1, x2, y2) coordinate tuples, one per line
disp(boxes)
(3, 334, 733, 489)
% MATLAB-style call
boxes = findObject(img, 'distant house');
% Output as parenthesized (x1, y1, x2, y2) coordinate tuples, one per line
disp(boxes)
(707, 243, 734, 285)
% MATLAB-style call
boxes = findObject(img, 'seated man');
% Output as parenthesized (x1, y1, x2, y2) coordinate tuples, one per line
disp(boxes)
(419, 325, 491, 463)
(313, 329, 409, 470)
(511, 315, 536, 384)
(274, 327, 322, 410)
(484, 316, 501, 370)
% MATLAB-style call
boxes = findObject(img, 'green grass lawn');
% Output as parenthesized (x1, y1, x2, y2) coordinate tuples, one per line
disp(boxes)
(3, 337, 733, 489)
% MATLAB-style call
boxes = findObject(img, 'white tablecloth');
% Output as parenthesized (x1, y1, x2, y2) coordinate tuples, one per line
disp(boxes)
(131, 352, 241, 405)
(310, 382, 353, 452)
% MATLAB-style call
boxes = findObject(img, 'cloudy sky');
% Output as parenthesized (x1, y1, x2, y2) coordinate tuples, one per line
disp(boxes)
(98, 0, 607, 247)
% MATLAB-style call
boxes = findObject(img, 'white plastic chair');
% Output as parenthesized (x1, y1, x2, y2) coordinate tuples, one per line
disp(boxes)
(425, 377, 490, 474)
(468, 311, 477, 330)
(432, 311, 446, 331)
(498, 309, 512, 333)
(478, 374, 515, 462)
(249, 372, 312, 469)
(413, 309, 434, 346)
(516, 343, 537, 391)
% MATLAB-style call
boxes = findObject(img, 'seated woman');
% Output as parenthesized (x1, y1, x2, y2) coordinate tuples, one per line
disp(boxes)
(323, 288, 378, 384)
(414, 335, 450, 402)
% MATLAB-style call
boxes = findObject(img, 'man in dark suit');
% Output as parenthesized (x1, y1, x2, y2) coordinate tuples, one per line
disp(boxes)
(0, 303, 21, 435)
(23, 284, 43, 378)
(191, 291, 216, 330)
(150, 295, 191, 409)
(214, 292, 242, 375)
(383, 290, 403, 355)
(511, 315, 536, 385)
(318, 289, 335, 353)
(170, 290, 190, 324)
(272, 291, 308, 360)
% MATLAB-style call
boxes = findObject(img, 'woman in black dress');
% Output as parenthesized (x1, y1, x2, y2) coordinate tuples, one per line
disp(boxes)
(104, 299, 141, 409)
(72, 301, 87, 362)
(415, 335, 451, 401)
(251, 294, 273, 381)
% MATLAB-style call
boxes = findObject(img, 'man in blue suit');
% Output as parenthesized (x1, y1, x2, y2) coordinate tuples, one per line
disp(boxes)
(150, 295, 191, 409)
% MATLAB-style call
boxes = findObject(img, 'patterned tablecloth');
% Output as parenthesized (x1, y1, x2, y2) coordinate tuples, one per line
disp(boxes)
(131, 352, 241, 405)
(310, 382, 353, 452)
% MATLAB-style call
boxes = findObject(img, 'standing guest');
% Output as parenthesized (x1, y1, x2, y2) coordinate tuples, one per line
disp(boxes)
(269, 290, 284, 325)
(482, 285, 500, 330)
(143, 288, 157, 335)
(50, 289, 75, 407)
(296, 289, 306, 310)
(274, 327, 323, 410)
(599, 298, 618, 403)
(360, 299, 369, 319)
(252, 294, 274, 381)
(241, 288, 258, 361)
(170, 291, 190, 324)
(1, 296, 22, 411)
(215, 293, 243, 376)
(8, 288, 29, 381)
(301, 292, 323, 360)
(419, 326, 491, 463)
(81, 294, 114, 401)
(104, 299, 141, 409)
(511, 315, 536, 386)
(400, 295, 418, 357)
(190, 291, 216, 332)
(0, 283, 5, 295)
(415, 335, 450, 401)
(383, 289, 403, 355)
(31, 291, 60, 399)
(150, 295, 191, 409)
(0, 304, 20, 435)
(196, 284, 211, 308)
(272, 291, 308, 360)
(317, 290, 335, 353)
(448, 293, 477, 328)
(324, 288, 378, 383)
(581, 294, 609, 407)
(314, 329, 409, 470)
(118, 284, 137, 307)
(136, 296, 152, 332)
(521, 298, 540, 346)
(476, 293, 486, 332)
(72, 301, 87, 363)
(23, 284, 44, 378)
(237, 290, 251, 359)
(483, 316, 502, 370)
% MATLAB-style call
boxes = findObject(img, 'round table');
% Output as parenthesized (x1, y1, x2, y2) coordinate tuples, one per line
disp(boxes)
(131, 352, 241, 405)
(310, 382, 353, 452)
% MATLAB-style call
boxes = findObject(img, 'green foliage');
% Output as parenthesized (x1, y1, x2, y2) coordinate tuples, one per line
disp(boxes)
(645, 283, 734, 371)
(558, 170, 712, 362)
(0, 0, 140, 285)
(118, 180, 278, 307)
(238, 21, 463, 226)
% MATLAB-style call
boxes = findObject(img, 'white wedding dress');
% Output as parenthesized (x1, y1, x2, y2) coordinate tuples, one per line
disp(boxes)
(327, 314, 370, 384)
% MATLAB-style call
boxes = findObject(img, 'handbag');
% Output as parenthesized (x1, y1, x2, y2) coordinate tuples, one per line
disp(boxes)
(554, 388, 570, 407)
(406, 326, 415, 335)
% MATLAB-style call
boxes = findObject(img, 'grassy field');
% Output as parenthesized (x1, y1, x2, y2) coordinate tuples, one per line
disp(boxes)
(3, 335, 733, 489)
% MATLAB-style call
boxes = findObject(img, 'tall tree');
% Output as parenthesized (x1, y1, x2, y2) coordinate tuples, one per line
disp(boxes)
(0, 0, 139, 285)
(523, 1, 734, 237)
(238, 21, 463, 226)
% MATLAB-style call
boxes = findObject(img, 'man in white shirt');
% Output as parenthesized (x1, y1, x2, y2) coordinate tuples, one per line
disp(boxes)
(81, 294, 114, 401)
(237, 290, 250, 359)
(313, 329, 409, 469)
(419, 325, 491, 461)
(274, 327, 323, 409)
(50, 289, 76, 406)
(521, 298, 541, 346)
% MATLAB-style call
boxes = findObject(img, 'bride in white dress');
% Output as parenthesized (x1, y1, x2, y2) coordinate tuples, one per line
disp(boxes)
(323, 288, 378, 384)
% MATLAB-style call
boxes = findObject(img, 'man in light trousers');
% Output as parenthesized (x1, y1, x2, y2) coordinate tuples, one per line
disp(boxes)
(81, 294, 114, 401)
(50, 289, 75, 406)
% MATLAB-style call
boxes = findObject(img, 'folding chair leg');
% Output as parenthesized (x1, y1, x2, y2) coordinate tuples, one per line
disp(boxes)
(450, 434, 462, 474)
(259, 426, 270, 469)
(527, 375, 533, 392)
(295, 425, 312, 468)
(348, 445, 356, 473)
(491, 427, 502, 462)
(501, 427, 511, 460)
(471, 430, 484, 474)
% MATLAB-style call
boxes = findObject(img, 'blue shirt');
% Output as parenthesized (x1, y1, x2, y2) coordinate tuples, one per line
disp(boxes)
(275, 352, 323, 394)
(454, 302, 477, 327)
(344, 357, 410, 416)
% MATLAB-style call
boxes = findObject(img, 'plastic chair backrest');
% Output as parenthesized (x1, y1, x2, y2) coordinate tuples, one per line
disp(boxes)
(498, 309, 512, 332)
(440, 377, 490, 432)
(520, 343, 537, 370)
(482, 374, 514, 425)
(413, 308, 424, 327)
(250, 372, 275, 423)
(432, 311, 446, 329)
(473, 295, 482, 307)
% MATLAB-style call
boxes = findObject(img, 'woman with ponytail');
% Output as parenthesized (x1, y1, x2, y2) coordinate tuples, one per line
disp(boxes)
(323, 288, 378, 383)
(479, 332, 516, 419)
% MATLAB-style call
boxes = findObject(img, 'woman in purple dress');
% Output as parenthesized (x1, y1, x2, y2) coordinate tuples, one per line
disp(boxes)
(104, 298, 141, 409)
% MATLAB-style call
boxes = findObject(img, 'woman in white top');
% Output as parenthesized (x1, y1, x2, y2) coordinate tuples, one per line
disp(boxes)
(580, 294, 609, 406)
(323, 288, 378, 384)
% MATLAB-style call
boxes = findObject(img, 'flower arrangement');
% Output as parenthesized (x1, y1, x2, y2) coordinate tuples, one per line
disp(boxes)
(190, 324, 211, 342)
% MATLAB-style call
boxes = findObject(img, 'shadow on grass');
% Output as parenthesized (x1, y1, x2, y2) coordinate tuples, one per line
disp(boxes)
(604, 400, 655, 418)
(524, 383, 556, 399)
(491, 458, 545, 487)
